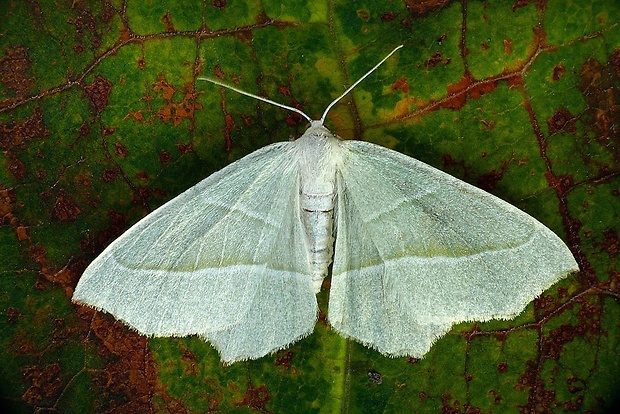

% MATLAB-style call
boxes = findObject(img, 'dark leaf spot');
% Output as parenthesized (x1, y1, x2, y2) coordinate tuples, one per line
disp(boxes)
(477, 169, 503, 191)
(597, 229, 619, 259)
(442, 153, 460, 169)
(408, 356, 420, 365)
(76, 173, 91, 188)
(543, 324, 577, 359)
(159, 150, 171, 163)
(103, 126, 116, 136)
(391, 76, 410, 93)
(0, 187, 17, 226)
(241, 114, 252, 127)
(609, 270, 620, 294)
(181, 348, 197, 361)
(0, 106, 49, 150)
(84, 75, 113, 115)
(381, 12, 396, 22)
(489, 389, 504, 405)
(16, 225, 30, 241)
(497, 362, 508, 373)
(275, 351, 293, 369)
(125, 110, 145, 123)
(233, 26, 254, 44)
(0, 46, 34, 96)
(562, 395, 584, 411)
(357, 9, 370, 22)
(136, 187, 151, 204)
(368, 370, 383, 384)
(102, 168, 118, 183)
(547, 108, 577, 134)
(425, 51, 449, 68)
(21, 363, 63, 404)
(285, 111, 304, 126)
(552, 63, 566, 81)
(545, 172, 575, 195)
(579, 56, 620, 149)
(136, 171, 149, 183)
(493, 331, 508, 342)
(175, 142, 193, 154)
(237, 380, 270, 411)
(67, 5, 101, 50)
(511, 0, 533, 12)
(404, 0, 452, 17)
(154, 74, 203, 126)
(6, 307, 22, 324)
(507, 74, 524, 89)
(214, 64, 225, 79)
(7, 152, 27, 180)
(73, 43, 85, 55)
(114, 142, 128, 157)
(161, 12, 175, 32)
(441, 75, 497, 110)
(610, 48, 620, 78)
(137, 56, 145, 70)
(278, 84, 292, 97)
(51, 189, 81, 222)
(79, 123, 90, 137)
(34, 169, 47, 180)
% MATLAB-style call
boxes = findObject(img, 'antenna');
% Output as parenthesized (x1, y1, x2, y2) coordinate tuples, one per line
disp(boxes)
(198, 44, 404, 125)
(320, 44, 403, 124)
(198, 77, 313, 123)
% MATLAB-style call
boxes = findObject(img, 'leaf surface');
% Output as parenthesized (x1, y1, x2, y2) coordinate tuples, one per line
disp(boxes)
(1, 0, 619, 412)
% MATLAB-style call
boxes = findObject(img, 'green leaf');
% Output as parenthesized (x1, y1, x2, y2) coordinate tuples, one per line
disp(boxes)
(1, 0, 618, 412)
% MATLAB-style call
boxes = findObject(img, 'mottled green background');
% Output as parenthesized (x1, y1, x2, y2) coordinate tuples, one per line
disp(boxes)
(1, 0, 619, 412)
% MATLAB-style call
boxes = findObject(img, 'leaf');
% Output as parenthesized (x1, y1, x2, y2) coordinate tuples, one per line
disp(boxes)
(1, 1, 619, 412)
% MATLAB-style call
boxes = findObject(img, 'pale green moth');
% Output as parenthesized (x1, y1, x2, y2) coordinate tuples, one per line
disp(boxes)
(73, 45, 579, 363)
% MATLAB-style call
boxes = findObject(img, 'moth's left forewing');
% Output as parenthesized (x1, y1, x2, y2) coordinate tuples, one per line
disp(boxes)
(74, 142, 319, 363)
(329, 140, 579, 358)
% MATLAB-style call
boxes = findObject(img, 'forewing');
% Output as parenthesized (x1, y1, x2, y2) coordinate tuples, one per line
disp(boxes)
(329, 140, 578, 358)
(73, 142, 317, 362)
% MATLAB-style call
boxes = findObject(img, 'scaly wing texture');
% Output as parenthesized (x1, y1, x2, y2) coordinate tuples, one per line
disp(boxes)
(329, 140, 578, 358)
(73, 142, 317, 363)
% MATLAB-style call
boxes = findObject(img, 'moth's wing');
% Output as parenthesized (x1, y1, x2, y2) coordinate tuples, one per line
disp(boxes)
(73, 142, 317, 363)
(329, 140, 578, 358)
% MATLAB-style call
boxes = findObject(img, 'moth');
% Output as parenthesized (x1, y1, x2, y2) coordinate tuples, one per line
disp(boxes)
(73, 45, 578, 363)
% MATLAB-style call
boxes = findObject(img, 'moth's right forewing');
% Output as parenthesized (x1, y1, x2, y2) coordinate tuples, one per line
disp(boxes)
(329, 140, 578, 358)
